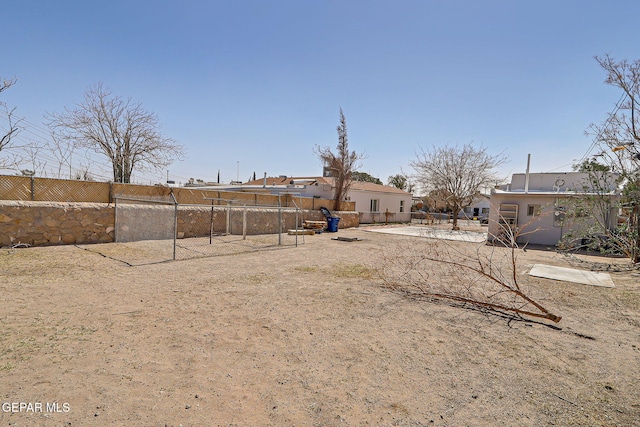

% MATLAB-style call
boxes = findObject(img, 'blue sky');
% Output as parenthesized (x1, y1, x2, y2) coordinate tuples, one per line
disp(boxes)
(2, 0, 639, 187)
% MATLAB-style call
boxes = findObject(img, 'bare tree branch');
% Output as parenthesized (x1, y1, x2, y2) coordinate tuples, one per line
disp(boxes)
(0, 77, 21, 164)
(0, 107, 20, 152)
(21, 142, 47, 177)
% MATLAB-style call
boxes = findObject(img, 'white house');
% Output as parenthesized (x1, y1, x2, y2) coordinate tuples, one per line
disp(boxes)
(241, 175, 413, 224)
(461, 193, 491, 219)
(346, 180, 413, 223)
(488, 171, 620, 246)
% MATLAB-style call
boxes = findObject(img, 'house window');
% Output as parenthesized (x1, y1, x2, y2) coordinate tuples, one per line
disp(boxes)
(400, 200, 405, 213)
(527, 204, 541, 216)
(370, 199, 379, 212)
(481, 208, 490, 215)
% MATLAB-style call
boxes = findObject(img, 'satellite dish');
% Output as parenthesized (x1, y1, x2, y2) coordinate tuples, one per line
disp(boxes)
(553, 178, 565, 192)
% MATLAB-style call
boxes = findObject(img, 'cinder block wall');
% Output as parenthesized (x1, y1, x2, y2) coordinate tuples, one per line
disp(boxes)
(0, 201, 359, 247)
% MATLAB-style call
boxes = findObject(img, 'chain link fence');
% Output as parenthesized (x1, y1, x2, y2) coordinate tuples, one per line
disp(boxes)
(107, 193, 303, 265)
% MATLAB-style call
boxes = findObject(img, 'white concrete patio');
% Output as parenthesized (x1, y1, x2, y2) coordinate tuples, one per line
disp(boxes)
(362, 225, 487, 243)
(528, 264, 615, 287)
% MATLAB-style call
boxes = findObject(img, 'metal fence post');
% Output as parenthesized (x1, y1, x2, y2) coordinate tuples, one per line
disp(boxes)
(295, 206, 299, 247)
(209, 199, 214, 244)
(243, 205, 247, 240)
(171, 191, 178, 261)
(278, 194, 282, 246)
(114, 196, 118, 242)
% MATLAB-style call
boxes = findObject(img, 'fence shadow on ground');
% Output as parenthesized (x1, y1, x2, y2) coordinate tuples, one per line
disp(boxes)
(78, 233, 304, 266)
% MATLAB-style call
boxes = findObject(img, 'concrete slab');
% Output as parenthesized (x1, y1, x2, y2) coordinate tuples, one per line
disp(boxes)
(363, 226, 487, 243)
(528, 264, 615, 287)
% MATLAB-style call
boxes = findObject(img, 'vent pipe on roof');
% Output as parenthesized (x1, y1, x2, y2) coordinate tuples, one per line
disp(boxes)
(524, 153, 531, 194)
(263, 172, 267, 188)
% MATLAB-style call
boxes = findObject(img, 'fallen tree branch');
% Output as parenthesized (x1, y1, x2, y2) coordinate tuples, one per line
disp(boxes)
(430, 292, 561, 323)
(379, 220, 562, 323)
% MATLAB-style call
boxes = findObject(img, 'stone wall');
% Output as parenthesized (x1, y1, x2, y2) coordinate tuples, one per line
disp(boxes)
(0, 201, 115, 246)
(0, 201, 360, 247)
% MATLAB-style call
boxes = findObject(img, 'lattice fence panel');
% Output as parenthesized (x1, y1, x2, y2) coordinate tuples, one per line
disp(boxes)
(0, 175, 31, 201)
(34, 178, 110, 203)
(112, 183, 172, 200)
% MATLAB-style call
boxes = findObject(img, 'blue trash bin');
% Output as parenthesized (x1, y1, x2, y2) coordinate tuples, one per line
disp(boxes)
(326, 217, 340, 232)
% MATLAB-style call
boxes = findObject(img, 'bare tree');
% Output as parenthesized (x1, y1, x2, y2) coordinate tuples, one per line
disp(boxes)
(0, 77, 21, 168)
(411, 143, 506, 230)
(589, 55, 640, 171)
(47, 83, 185, 183)
(586, 55, 640, 263)
(315, 108, 363, 210)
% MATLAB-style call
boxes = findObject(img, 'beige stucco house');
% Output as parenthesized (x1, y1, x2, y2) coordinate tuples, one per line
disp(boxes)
(242, 176, 413, 224)
(488, 171, 620, 246)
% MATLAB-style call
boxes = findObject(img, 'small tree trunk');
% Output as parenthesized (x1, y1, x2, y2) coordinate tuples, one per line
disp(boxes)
(451, 208, 460, 230)
(634, 204, 640, 264)
(333, 185, 342, 211)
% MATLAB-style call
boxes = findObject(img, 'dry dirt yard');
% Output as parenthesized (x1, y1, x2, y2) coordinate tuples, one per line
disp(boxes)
(0, 225, 639, 426)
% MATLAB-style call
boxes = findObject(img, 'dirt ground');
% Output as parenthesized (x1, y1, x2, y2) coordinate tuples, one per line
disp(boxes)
(0, 224, 639, 426)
